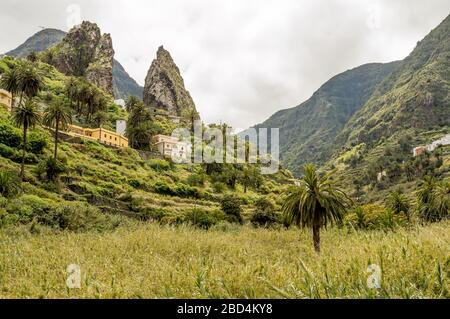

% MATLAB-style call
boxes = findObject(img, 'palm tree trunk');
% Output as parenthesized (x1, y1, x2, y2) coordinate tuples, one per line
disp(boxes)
(312, 223, 321, 253)
(54, 118, 59, 159)
(18, 92, 24, 107)
(20, 124, 27, 181)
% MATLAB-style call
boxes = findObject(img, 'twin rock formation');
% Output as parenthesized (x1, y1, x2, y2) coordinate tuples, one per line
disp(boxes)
(43, 21, 197, 117)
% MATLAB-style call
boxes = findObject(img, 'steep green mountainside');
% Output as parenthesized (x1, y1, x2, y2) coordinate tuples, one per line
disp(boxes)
(326, 14, 450, 201)
(242, 62, 399, 176)
(112, 60, 143, 100)
(4, 28, 143, 100)
(335, 14, 450, 148)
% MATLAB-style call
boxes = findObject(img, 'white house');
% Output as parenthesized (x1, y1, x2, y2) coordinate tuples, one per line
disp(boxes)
(114, 99, 126, 110)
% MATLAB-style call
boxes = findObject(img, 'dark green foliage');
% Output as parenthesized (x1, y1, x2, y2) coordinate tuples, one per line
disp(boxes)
(0, 122, 22, 148)
(26, 130, 48, 154)
(385, 190, 411, 220)
(187, 172, 206, 187)
(417, 177, 449, 222)
(37, 157, 67, 181)
(220, 194, 243, 224)
(0, 170, 21, 198)
(250, 197, 280, 227)
(184, 208, 218, 229)
(153, 181, 200, 198)
(135, 207, 168, 222)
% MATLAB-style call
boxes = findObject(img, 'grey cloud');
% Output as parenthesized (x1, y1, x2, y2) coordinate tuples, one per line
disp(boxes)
(1, 0, 449, 130)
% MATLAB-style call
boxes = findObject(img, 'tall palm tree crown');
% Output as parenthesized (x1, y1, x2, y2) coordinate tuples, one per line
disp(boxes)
(43, 101, 72, 159)
(0, 67, 20, 106)
(11, 99, 41, 179)
(282, 164, 351, 252)
(16, 61, 44, 99)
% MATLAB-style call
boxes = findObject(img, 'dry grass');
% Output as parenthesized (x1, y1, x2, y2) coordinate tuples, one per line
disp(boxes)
(0, 221, 448, 299)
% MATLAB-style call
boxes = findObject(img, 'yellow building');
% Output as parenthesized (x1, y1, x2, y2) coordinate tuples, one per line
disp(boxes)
(0, 89, 13, 111)
(67, 124, 129, 148)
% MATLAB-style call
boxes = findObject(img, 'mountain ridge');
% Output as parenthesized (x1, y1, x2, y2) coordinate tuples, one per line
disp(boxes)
(4, 28, 143, 100)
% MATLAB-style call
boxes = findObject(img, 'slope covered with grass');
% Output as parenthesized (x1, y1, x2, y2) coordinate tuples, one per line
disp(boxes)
(0, 221, 448, 298)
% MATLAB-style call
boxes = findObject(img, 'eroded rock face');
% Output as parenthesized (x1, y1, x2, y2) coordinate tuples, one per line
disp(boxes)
(46, 21, 114, 95)
(143, 46, 197, 116)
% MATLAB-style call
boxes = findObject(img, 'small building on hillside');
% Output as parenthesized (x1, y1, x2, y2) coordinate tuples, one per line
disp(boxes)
(153, 134, 191, 160)
(0, 89, 12, 111)
(114, 99, 126, 110)
(67, 125, 129, 148)
(413, 146, 427, 157)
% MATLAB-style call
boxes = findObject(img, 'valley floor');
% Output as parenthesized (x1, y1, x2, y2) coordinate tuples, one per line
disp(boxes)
(0, 222, 448, 298)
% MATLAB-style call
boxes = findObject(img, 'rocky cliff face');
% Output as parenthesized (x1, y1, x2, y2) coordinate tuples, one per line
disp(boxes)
(143, 46, 197, 116)
(6, 27, 142, 99)
(44, 21, 114, 95)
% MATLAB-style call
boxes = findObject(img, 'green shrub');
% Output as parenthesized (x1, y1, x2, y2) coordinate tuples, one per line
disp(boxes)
(187, 173, 206, 187)
(0, 143, 15, 158)
(136, 207, 168, 222)
(148, 159, 172, 171)
(250, 197, 280, 227)
(27, 130, 48, 154)
(0, 122, 22, 148)
(37, 157, 67, 181)
(184, 208, 218, 229)
(344, 204, 407, 230)
(0, 170, 21, 198)
(154, 181, 200, 198)
(5, 195, 54, 224)
(212, 182, 227, 193)
(220, 194, 243, 224)
(39, 203, 124, 232)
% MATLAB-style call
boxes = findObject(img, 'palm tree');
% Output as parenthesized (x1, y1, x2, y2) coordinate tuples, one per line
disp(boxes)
(418, 177, 449, 222)
(11, 99, 41, 180)
(43, 101, 72, 159)
(91, 111, 109, 128)
(0, 67, 20, 107)
(64, 78, 79, 109)
(386, 190, 411, 221)
(183, 108, 200, 133)
(282, 164, 351, 253)
(16, 61, 44, 106)
(431, 181, 449, 221)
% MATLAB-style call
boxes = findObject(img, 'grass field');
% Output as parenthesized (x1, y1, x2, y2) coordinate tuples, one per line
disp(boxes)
(0, 221, 448, 299)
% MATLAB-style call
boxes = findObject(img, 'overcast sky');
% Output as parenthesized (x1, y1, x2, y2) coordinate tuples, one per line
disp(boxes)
(1, 1, 449, 131)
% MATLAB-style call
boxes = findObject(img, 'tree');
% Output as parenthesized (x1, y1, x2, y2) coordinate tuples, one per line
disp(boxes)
(43, 101, 72, 159)
(125, 96, 141, 113)
(386, 190, 411, 221)
(0, 67, 19, 107)
(220, 194, 243, 224)
(64, 78, 79, 109)
(92, 111, 109, 128)
(126, 102, 154, 150)
(16, 61, 44, 106)
(27, 51, 38, 63)
(417, 177, 449, 222)
(11, 99, 41, 180)
(282, 164, 351, 253)
(182, 108, 200, 133)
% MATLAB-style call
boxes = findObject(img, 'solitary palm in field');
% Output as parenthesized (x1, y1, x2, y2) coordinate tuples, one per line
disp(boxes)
(11, 99, 41, 180)
(282, 164, 351, 253)
(43, 101, 72, 159)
